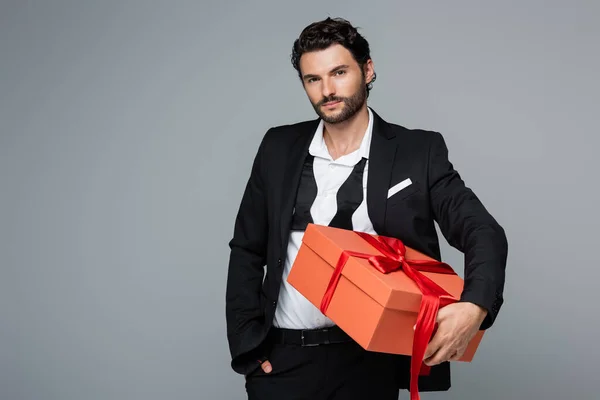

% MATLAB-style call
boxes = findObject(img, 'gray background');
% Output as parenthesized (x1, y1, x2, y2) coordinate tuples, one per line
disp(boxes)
(1, 1, 597, 399)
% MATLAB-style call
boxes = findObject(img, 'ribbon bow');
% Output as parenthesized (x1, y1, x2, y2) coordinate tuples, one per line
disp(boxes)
(319, 231, 458, 400)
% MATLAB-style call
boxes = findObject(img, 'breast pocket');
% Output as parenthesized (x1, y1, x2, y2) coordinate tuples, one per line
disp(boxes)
(386, 177, 421, 208)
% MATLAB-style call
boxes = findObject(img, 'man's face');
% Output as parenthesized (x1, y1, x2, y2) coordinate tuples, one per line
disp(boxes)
(299, 44, 373, 124)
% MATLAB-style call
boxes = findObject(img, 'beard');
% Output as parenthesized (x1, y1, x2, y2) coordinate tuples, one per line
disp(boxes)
(311, 79, 367, 124)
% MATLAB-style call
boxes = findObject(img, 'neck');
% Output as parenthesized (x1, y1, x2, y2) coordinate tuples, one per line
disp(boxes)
(323, 104, 369, 160)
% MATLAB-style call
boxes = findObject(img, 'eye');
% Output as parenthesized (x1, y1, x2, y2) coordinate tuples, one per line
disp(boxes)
(335, 70, 346, 76)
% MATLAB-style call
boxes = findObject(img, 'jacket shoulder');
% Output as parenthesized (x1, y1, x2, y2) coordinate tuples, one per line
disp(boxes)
(386, 120, 444, 149)
(263, 118, 318, 143)
(253, 119, 318, 160)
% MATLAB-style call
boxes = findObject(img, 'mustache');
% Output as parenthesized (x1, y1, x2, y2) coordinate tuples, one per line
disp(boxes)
(318, 96, 345, 106)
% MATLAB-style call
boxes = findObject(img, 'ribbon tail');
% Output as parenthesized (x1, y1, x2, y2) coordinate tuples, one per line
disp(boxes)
(319, 251, 350, 313)
(320, 250, 369, 313)
(410, 294, 441, 400)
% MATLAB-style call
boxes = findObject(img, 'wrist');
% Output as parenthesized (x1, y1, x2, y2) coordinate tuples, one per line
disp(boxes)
(463, 301, 488, 320)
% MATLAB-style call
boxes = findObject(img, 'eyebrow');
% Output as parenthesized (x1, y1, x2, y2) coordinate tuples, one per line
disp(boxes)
(303, 64, 350, 80)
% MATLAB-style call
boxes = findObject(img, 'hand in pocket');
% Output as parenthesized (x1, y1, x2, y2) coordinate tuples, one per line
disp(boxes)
(259, 359, 272, 373)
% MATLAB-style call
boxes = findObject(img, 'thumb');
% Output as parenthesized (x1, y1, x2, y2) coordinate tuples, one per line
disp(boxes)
(260, 360, 272, 373)
(436, 305, 450, 323)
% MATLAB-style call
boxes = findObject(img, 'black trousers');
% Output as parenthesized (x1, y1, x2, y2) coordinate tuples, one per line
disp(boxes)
(244, 330, 399, 400)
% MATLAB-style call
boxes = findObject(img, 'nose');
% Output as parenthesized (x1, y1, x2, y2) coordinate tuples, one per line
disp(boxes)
(321, 78, 335, 99)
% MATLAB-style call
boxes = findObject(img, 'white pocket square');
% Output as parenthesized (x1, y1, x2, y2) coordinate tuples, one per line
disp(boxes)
(387, 178, 413, 199)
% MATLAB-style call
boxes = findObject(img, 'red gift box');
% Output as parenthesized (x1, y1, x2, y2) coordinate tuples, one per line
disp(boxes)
(287, 224, 485, 400)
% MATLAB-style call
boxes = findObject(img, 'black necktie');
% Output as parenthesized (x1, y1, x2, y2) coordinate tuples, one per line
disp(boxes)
(290, 154, 367, 232)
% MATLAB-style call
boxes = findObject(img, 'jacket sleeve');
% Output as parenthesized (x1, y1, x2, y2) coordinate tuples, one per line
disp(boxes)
(427, 131, 508, 330)
(225, 129, 273, 374)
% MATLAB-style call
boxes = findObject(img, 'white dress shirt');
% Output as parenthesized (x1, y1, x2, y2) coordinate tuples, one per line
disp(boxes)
(273, 107, 379, 330)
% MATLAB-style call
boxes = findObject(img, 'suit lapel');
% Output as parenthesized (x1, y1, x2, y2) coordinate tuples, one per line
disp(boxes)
(366, 109, 398, 235)
(279, 119, 319, 249)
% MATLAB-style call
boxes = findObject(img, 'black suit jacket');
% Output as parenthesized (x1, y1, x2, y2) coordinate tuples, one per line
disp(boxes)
(225, 108, 508, 392)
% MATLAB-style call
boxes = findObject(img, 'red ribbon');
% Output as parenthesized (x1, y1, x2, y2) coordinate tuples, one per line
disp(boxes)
(319, 231, 458, 400)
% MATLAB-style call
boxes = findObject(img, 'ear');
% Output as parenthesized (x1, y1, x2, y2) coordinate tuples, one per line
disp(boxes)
(363, 59, 375, 85)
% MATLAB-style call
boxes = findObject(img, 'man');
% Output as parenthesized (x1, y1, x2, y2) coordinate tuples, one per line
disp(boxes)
(225, 17, 508, 400)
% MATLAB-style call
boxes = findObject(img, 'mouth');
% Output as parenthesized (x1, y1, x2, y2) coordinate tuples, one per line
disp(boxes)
(322, 100, 342, 107)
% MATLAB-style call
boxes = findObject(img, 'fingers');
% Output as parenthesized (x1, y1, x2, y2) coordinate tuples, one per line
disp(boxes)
(449, 344, 467, 361)
(449, 350, 462, 361)
(425, 343, 466, 366)
(424, 344, 454, 366)
(423, 327, 443, 361)
(420, 303, 473, 366)
(260, 360, 272, 373)
(423, 323, 456, 366)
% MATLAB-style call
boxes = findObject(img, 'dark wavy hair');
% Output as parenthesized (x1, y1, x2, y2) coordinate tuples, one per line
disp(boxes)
(291, 17, 377, 96)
